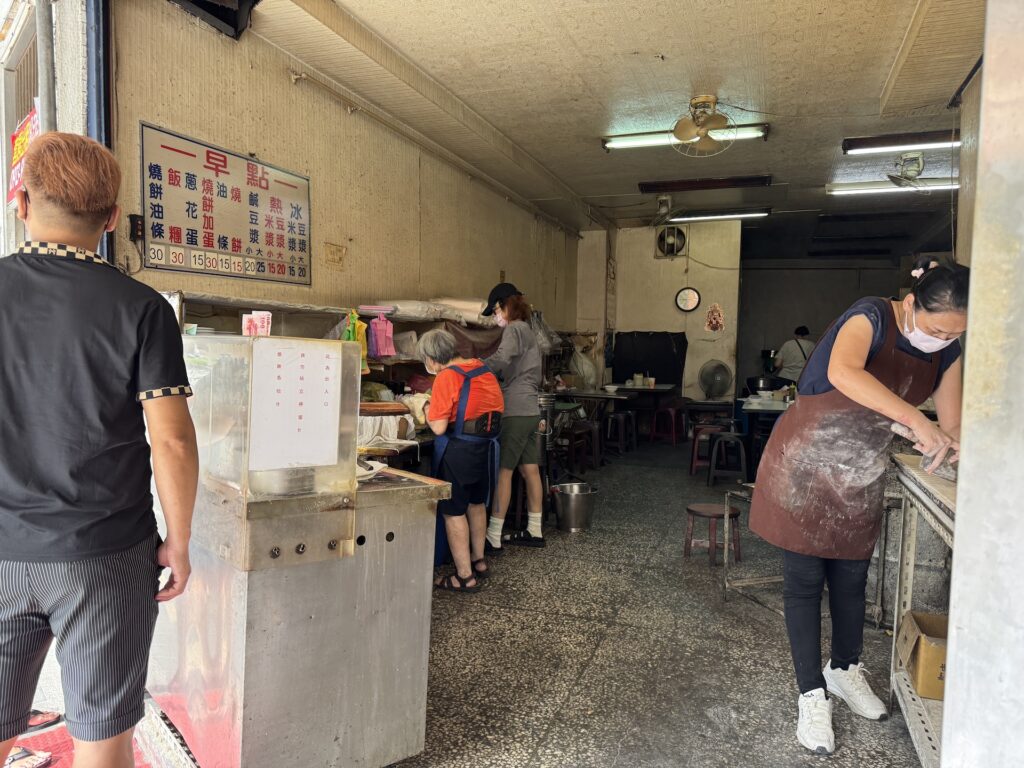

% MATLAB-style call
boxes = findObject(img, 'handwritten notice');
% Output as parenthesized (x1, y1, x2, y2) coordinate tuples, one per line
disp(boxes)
(140, 123, 312, 285)
(249, 339, 342, 471)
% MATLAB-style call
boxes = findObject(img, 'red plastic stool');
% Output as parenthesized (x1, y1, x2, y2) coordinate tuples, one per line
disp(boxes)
(650, 407, 680, 445)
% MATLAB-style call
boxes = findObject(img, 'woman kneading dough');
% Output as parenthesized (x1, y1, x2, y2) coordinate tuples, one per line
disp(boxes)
(749, 258, 969, 755)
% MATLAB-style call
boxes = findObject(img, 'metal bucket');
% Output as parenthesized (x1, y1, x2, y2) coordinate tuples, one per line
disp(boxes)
(552, 483, 598, 533)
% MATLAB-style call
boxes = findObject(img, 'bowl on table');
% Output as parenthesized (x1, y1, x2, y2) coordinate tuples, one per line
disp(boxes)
(603, 385, 619, 394)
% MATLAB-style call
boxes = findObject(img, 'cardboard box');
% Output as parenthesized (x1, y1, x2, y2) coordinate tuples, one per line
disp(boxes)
(896, 611, 948, 700)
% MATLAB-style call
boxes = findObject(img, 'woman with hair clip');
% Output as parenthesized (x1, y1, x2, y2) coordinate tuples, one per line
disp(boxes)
(749, 257, 969, 755)
(480, 282, 546, 552)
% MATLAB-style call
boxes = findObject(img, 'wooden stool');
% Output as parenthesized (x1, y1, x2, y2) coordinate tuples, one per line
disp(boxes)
(689, 424, 725, 475)
(684, 502, 742, 565)
(707, 433, 748, 487)
(650, 406, 681, 445)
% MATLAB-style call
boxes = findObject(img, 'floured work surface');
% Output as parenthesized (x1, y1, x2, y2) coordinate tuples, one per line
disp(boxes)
(892, 454, 957, 516)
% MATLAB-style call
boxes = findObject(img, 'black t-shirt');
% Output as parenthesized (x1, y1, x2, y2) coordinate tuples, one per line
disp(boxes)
(0, 242, 191, 561)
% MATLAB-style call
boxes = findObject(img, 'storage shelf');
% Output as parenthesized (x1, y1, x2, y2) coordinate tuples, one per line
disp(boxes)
(892, 670, 943, 768)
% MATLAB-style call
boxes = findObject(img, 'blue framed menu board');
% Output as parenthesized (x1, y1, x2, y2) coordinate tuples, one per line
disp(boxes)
(140, 123, 312, 286)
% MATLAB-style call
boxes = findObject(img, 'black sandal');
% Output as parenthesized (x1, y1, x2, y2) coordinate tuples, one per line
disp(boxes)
(434, 572, 480, 593)
(504, 530, 546, 548)
(472, 559, 490, 579)
(25, 710, 62, 734)
(4, 747, 52, 768)
(484, 540, 504, 556)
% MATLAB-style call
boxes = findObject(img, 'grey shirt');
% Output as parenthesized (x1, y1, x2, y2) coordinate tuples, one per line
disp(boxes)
(485, 320, 541, 417)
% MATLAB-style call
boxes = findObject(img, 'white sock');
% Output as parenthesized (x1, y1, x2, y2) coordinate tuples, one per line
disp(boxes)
(528, 512, 544, 539)
(487, 517, 504, 548)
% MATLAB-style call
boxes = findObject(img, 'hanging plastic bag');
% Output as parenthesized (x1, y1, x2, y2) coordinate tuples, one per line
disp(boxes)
(371, 313, 396, 358)
(343, 310, 370, 374)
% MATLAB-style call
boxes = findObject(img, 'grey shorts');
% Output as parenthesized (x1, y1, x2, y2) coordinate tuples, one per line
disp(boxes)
(0, 534, 161, 742)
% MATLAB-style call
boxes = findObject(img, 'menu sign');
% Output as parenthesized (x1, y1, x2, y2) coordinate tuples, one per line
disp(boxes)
(8, 104, 41, 203)
(140, 123, 312, 285)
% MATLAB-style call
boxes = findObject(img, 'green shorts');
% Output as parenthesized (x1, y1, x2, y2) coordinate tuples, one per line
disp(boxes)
(499, 415, 541, 470)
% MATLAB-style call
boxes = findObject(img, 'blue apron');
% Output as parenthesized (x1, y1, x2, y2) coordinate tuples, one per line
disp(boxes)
(432, 364, 501, 566)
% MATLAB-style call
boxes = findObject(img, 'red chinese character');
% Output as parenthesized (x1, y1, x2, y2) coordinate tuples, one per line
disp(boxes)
(246, 162, 269, 190)
(169, 226, 182, 244)
(202, 196, 214, 213)
(167, 169, 181, 187)
(270, 197, 283, 214)
(203, 231, 215, 248)
(202, 214, 215, 230)
(230, 187, 241, 203)
(231, 237, 242, 253)
(201, 178, 214, 195)
(276, 218, 285, 232)
(204, 150, 229, 178)
(276, 234, 285, 249)
(265, 231, 275, 246)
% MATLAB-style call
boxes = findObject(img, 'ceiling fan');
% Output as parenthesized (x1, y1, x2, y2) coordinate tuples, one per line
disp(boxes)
(672, 95, 738, 158)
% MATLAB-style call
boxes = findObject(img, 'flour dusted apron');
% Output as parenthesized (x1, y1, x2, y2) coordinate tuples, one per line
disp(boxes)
(749, 305, 940, 560)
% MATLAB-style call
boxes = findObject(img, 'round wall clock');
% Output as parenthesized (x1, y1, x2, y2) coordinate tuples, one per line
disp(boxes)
(675, 287, 701, 312)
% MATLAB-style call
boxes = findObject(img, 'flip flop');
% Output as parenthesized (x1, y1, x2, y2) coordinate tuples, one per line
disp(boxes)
(25, 710, 62, 734)
(4, 747, 52, 768)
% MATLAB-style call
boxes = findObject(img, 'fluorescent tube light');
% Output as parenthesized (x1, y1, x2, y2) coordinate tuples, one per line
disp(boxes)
(603, 123, 768, 150)
(841, 131, 961, 156)
(825, 180, 960, 196)
(845, 141, 961, 156)
(668, 209, 771, 223)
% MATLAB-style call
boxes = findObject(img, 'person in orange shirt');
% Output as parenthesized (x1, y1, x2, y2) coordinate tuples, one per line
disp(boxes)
(419, 330, 504, 592)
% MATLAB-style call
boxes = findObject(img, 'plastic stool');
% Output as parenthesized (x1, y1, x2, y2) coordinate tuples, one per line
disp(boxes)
(707, 433, 748, 487)
(690, 424, 725, 475)
(650, 407, 680, 445)
(684, 502, 742, 566)
(605, 412, 632, 456)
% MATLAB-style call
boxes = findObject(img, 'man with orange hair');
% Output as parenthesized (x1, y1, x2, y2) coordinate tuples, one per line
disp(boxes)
(0, 133, 198, 768)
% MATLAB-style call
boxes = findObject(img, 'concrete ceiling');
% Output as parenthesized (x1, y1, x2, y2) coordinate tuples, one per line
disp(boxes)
(253, 0, 985, 262)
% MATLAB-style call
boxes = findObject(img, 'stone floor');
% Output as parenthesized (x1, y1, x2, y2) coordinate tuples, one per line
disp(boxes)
(394, 444, 919, 768)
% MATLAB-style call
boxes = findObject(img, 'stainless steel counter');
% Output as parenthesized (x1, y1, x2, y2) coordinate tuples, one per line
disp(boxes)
(140, 470, 449, 768)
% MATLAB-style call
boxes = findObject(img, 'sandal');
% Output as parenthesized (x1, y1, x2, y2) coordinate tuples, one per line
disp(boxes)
(484, 540, 504, 556)
(504, 530, 546, 548)
(4, 747, 52, 768)
(472, 559, 490, 579)
(434, 572, 480, 593)
(25, 710, 62, 734)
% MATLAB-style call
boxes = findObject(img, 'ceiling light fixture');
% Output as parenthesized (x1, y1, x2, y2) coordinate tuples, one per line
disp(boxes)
(841, 130, 961, 156)
(603, 123, 769, 150)
(668, 208, 771, 223)
(825, 180, 960, 196)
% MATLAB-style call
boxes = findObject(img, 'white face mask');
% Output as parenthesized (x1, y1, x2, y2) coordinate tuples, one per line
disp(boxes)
(903, 307, 957, 353)
(495, 310, 508, 328)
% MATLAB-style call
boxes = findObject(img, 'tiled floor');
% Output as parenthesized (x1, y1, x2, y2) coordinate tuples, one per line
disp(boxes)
(395, 444, 919, 768)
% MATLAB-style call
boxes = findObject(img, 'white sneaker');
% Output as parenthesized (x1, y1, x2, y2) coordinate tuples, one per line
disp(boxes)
(823, 662, 888, 721)
(797, 688, 835, 755)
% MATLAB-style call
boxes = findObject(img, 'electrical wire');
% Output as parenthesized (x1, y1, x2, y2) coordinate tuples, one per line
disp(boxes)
(718, 100, 912, 121)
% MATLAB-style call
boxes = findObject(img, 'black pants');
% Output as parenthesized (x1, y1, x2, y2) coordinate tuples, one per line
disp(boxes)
(783, 550, 870, 694)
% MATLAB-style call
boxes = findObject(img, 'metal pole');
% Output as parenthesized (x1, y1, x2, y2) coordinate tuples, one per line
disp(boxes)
(35, 0, 57, 132)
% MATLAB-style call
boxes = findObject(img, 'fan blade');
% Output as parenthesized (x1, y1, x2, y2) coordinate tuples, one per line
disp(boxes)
(701, 112, 729, 131)
(672, 118, 700, 143)
(693, 135, 721, 153)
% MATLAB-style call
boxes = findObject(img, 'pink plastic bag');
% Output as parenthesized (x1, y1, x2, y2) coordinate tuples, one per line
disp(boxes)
(370, 313, 396, 358)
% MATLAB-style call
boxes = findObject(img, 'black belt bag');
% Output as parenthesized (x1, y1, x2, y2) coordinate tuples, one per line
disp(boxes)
(462, 411, 502, 437)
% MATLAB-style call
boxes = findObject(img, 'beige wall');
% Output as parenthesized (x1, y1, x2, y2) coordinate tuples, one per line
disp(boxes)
(108, 0, 577, 329)
(956, 72, 981, 266)
(614, 222, 741, 398)
(575, 230, 606, 333)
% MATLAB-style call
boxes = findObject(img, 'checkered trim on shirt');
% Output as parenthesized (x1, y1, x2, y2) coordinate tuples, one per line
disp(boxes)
(137, 385, 193, 401)
(16, 241, 115, 267)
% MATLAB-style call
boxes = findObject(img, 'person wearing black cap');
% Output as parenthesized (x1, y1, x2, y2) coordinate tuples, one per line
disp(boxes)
(774, 326, 815, 385)
(481, 283, 546, 550)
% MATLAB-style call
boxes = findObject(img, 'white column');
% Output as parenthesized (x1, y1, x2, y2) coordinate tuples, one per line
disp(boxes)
(942, 0, 1024, 765)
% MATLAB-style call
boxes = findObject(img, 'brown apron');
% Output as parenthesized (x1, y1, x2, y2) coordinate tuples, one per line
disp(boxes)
(749, 302, 940, 560)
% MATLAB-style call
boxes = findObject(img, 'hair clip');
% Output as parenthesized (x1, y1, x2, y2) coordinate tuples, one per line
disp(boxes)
(911, 268, 925, 279)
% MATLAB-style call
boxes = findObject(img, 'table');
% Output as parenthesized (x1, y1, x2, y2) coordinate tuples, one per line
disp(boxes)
(740, 397, 790, 414)
(889, 454, 955, 768)
(554, 388, 637, 422)
(359, 433, 434, 468)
